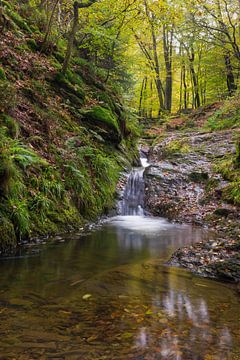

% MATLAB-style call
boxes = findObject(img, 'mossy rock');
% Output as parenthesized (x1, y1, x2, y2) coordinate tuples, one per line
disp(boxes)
(53, 72, 85, 105)
(214, 208, 233, 217)
(82, 106, 121, 144)
(210, 256, 240, 282)
(189, 171, 209, 182)
(0, 217, 17, 253)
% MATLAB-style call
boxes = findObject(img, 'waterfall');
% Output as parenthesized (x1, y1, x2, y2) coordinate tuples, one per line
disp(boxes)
(118, 154, 149, 216)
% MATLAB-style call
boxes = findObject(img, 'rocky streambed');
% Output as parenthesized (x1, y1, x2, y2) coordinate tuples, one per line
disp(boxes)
(144, 130, 240, 283)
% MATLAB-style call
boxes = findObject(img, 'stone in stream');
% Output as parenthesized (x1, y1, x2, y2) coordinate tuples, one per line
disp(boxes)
(145, 129, 240, 283)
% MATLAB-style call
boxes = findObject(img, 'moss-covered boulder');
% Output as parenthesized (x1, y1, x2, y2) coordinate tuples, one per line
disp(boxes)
(82, 106, 122, 144)
(0, 216, 17, 253)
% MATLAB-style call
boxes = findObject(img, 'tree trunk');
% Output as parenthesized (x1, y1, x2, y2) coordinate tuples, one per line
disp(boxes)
(62, 2, 79, 73)
(139, 77, 147, 117)
(188, 48, 200, 108)
(163, 26, 173, 112)
(41, 0, 59, 50)
(62, 0, 97, 74)
(151, 27, 165, 111)
(224, 53, 237, 95)
(149, 79, 153, 120)
(183, 63, 187, 110)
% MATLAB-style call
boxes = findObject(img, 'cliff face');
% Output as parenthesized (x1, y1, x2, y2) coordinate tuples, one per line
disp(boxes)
(0, 3, 138, 253)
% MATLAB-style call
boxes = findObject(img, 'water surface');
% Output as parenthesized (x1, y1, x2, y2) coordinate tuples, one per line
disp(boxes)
(0, 215, 239, 360)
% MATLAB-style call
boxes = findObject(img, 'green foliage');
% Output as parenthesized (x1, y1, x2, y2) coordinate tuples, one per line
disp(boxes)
(205, 95, 240, 131)
(0, 216, 16, 252)
(1, 0, 12, 10)
(214, 151, 240, 205)
(0, 67, 6, 80)
(0, 80, 16, 113)
(164, 139, 190, 156)
(222, 180, 240, 206)
(6, 8, 32, 33)
(235, 139, 240, 167)
(10, 143, 48, 169)
(26, 38, 38, 51)
(9, 199, 30, 239)
(54, 72, 85, 103)
(1, 115, 19, 138)
(83, 106, 121, 142)
(0, 0, 140, 252)
(63, 144, 121, 218)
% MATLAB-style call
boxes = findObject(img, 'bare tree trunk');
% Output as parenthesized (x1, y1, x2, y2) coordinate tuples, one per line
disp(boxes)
(143, 0, 165, 112)
(163, 25, 173, 112)
(151, 27, 165, 111)
(143, 77, 148, 119)
(188, 47, 200, 108)
(149, 79, 153, 120)
(224, 52, 237, 95)
(139, 77, 147, 117)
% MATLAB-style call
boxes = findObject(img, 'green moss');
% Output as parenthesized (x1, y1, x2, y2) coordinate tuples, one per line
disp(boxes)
(82, 106, 121, 143)
(189, 171, 209, 182)
(0, 67, 6, 80)
(235, 139, 240, 167)
(205, 94, 240, 131)
(0, 216, 16, 253)
(222, 180, 240, 205)
(164, 139, 190, 156)
(26, 38, 38, 51)
(54, 72, 85, 104)
(1, 115, 19, 138)
(0, 80, 16, 113)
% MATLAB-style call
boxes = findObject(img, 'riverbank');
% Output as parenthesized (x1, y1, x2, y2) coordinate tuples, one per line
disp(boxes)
(144, 112, 240, 283)
(0, 5, 140, 254)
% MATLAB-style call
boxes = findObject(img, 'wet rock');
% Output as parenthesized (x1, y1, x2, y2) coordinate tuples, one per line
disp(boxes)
(146, 129, 240, 283)
(188, 171, 209, 182)
(214, 208, 234, 217)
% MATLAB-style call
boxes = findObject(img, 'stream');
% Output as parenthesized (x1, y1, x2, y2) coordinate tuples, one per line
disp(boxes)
(0, 157, 239, 359)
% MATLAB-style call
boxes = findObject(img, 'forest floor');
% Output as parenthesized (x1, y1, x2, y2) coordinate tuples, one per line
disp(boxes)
(144, 107, 240, 284)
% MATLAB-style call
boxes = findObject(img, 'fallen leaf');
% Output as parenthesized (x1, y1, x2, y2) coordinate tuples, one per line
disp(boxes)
(82, 294, 92, 300)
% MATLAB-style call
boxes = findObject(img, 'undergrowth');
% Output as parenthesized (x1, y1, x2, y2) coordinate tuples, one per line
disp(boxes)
(0, 1, 138, 253)
(205, 93, 240, 131)
(214, 140, 240, 205)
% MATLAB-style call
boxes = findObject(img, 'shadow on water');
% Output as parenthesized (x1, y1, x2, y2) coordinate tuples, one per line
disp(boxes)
(0, 157, 239, 359)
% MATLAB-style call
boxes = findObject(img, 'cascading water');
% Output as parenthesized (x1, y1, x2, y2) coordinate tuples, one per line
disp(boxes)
(118, 152, 149, 216)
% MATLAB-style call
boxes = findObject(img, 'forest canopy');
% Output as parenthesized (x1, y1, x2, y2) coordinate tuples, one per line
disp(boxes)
(1, 0, 240, 117)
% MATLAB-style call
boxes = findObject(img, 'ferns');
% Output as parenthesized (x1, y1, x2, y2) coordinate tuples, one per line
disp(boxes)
(10, 143, 48, 169)
(9, 199, 30, 239)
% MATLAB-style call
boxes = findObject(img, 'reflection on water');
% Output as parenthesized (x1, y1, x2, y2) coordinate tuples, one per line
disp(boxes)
(0, 215, 239, 359)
